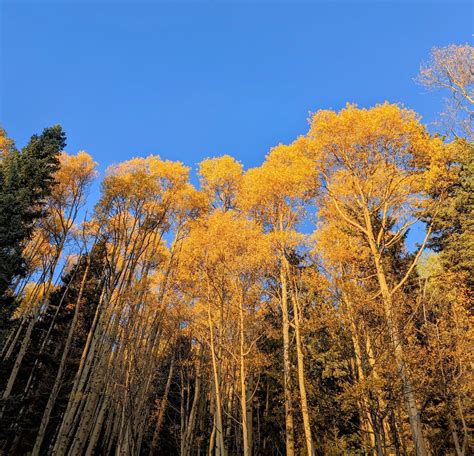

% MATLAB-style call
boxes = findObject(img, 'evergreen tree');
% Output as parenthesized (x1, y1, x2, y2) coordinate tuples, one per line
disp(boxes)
(427, 140, 474, 286)
(0, 125, 66, 328)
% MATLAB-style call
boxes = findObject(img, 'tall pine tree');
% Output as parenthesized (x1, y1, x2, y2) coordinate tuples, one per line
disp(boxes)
(0, 125, 66, 333)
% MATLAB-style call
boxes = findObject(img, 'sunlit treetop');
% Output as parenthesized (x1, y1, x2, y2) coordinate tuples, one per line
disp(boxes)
(307, 102, 444, 174)
(306, 103, 450, 215)
(198, 155, 243, 211)
(51, 151, 98, 208)
(178, 209, 271, 287)
(0, 127, 15, 159)
(97, 155, 190, 217)
(238, 141, 317, 228)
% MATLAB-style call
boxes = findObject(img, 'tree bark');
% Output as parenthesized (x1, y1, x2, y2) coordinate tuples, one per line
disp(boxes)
(364, 211, 428, 456)
(280, 259, 295, 455)
(208, 299, 226, 456)
(288, 266, 314, 456)
(32, 259, 90, 455)
(151, 355, 175, 454)
(239, 294, 251, 456)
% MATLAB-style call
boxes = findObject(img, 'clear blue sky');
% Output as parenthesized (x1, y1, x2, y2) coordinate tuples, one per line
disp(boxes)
(1, 1, 472, 178)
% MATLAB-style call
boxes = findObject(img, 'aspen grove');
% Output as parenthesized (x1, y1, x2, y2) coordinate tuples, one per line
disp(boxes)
(0, 44, 472, 455)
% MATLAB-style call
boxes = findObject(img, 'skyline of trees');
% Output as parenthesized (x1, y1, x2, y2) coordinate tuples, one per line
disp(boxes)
(0, 43, 472, 455)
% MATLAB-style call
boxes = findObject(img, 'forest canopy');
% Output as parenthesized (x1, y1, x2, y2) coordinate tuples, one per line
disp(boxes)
(0, 43, 472, 456)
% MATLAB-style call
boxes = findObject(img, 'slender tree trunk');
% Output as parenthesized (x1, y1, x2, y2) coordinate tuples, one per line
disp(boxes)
(182, 349, 203, 456)
(1, 318, 25, 360)
(52, 285, 106, 453)
(280, 259, 295, 455)
(246, 373, 254, 455)
(68, 373, 103, 456)
(209, 413, 216, 456)
(2, 252, 61, 402)
(239, 294, 250, 456)
(289, 268, 314, 456)
(364, 218, 428, 456)
(280, 258, 295, 456)
(32, 260, 90, 455)
(2, 315, 36, 400)
(151, 355, 175, 454)
(341, 289, 383, 455)
(208, 300, 225, 456)
(85, 395, 108, 455)
(456, 396, 468, 455)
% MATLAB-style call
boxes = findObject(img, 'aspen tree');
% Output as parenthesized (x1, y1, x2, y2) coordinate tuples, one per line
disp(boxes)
(2, 151, 97, 402)
(239, 143, 317, 456)
(307, 103, 450, 455)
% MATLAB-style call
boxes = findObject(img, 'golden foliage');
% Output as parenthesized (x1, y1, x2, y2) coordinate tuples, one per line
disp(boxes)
(199, 155, 243, 210)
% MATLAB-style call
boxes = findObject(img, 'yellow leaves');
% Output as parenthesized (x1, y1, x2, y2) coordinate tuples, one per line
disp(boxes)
(52, 151, 98, 205)
(305, 103, 452, 244)
(307, 102, 437, 174)
(177, 210, 271, 365)
(102, 155, 190, 205)
(22, 228, 56, 272)
(97, 155, 194, 242)
(14, 282, 55, 319)
(180, 210, 271, 280)
(103, 157, 157, 201)
(148, 156, 190, 189)
(172, 183, 208, 225)
(199, 155, 243, 209)
(238, 142, 317, 222)
(176, 210, 272, 316)
(423, 138, 469, 195)
(267, 229, 305, 253)
(0, 127, 14, 158)
(313, 218, 368, 268)
(58, 151, 97, 183)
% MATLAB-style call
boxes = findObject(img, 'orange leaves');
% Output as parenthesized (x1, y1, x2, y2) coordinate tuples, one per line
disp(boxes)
(0, 127, 14, 158)
(238, 142, 317, 226)
(307, 102, 438, 175)
(180, 209, 270, 281)
(102, 155, 189, 203)
(53, 151, 98, 202)
(199, 155, 243, 210)
(305, 103, 451, 248)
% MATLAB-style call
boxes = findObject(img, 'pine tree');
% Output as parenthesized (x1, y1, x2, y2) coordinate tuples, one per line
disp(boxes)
(0, 125, 66, 329)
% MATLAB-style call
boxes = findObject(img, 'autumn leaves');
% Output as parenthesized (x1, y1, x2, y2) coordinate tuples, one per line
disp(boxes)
(0, 99, 471, 455)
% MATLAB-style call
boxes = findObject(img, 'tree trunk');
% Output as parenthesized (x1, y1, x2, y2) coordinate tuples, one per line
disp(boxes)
(288, 267, 314, 456)
(52, 285, 106, 453)
(364, 217, 428, 456)
(208, 300, 225, 456)
(280, 259, 295, 455)
(2, 315, 36, 400)
(151, 355, 175, 454)
(32, 259, 90, 455)
(182, 349, 203, 456)
(341, 288, 383, 455)
(239, 294, 251, 456)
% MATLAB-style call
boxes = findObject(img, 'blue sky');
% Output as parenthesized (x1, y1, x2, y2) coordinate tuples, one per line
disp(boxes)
(1, 0, 471, 251)
(1, 1, 472, 204)
(2, 1, 472, 170)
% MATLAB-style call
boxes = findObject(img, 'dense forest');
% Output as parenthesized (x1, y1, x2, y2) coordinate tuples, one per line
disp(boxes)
(0, 44, 472, 455)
